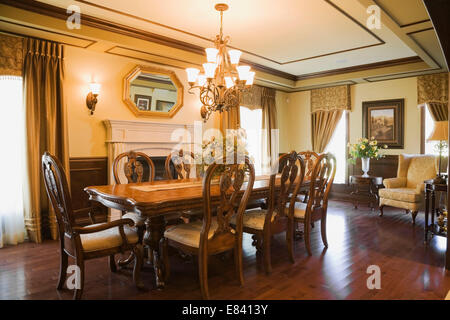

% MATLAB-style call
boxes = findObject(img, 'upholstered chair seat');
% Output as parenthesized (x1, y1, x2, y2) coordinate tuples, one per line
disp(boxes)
(80, 224, 139, 252)
(164, 218, 219, 248)
(293, 202, 307, 219)
(230, 208, 277, 231)
(379, 154, 437, 224)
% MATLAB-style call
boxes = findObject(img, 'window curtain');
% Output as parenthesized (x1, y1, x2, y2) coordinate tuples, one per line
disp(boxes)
(310, 85, 351, 153)
(23, 38, 69, 243)
(261, 87, 277, 167)
(418, 73, 449, 121)
(0, 34, 26, 248)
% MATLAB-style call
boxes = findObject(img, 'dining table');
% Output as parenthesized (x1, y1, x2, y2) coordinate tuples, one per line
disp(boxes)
(84, 174, 304, 288)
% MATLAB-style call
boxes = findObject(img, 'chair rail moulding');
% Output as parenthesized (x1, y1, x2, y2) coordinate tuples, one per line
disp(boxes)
(103, 119, 194, 183)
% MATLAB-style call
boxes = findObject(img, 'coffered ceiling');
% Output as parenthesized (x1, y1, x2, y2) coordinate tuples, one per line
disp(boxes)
(0, 0, 447, 91)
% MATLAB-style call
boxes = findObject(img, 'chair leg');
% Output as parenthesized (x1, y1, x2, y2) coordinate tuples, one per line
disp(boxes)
(57, 249, 68, 290)
(198, 251, 210, 300)
(234, 240, 244, 286)
(73, 257, 84, 300)
(379, 205, 384, 217)
(133, 244, 145, 290)
(321, 216, 328, 248)
(263, 232, 272, 274)
(109, 255, 117, 273)
(286, 219, 295, 263)
(304, 222, 312, 256)
(411, 211, 418, 225)
(160, 237, 170, 283)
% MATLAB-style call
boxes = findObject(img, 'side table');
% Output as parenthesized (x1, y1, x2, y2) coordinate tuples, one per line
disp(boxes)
(349, 175, 383, 210)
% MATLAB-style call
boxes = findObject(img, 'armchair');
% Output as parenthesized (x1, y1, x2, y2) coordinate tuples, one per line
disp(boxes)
(379, 154, 437, 224)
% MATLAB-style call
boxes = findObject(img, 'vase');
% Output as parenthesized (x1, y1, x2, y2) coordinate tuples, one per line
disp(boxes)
(361, 157, 370, 177)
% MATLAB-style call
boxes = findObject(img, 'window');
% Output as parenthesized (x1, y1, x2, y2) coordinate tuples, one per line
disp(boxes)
(324, 111, 347, 184)
(0, 76, 26, 247)
(240, 106, 263, 174)
(424, 105, 440, 155)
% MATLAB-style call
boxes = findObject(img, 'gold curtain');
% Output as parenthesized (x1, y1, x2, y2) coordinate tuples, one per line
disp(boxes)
(261, 87, 277, 163)
(310, 85, 350, 153)
(418, 73, 449, 121)
(311, 110, 344, 153)
(219, 108, 240, 134)
(23, 38, 69, 243)
(0, 34, 23, 76)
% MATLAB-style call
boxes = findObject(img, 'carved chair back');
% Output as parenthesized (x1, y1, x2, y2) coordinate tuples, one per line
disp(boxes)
(305, 153, 336, 216)
(42, 152, 76, 237)
(299, 151, 320, 179)
(113, 151, 155, 184)
(200, 156, 255, 250)
(268, 151, 305, 221)
(165, 149, 195, 179)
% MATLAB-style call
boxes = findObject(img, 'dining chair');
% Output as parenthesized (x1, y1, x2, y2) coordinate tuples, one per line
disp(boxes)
(165, 149, 203, 223)
(160, 156, 255, 299)
(293, 153, 336, 256)
(298, 151, 320, 203)
(42, 152, 144, 300)
(113, 151, 155, 237)
(231, 151, 305, 274)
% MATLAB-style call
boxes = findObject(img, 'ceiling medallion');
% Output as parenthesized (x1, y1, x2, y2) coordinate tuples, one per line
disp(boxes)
(185, 3, 255, 122)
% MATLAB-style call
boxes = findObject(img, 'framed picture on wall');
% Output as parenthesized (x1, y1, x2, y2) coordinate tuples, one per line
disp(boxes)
(134, 94, 152, 110)
(362, 99, 404, 149)
(156, 100, 175, 111)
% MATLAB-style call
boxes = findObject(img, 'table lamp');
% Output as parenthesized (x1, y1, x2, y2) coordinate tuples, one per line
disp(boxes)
(427, 120, 448, 184)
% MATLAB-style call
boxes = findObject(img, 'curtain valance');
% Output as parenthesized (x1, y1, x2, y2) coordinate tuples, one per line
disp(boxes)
(311, 85, 351, 113)
(240, 85, 263, 109)
(418, 73, 449, 121)
(0, 34, 23, 76)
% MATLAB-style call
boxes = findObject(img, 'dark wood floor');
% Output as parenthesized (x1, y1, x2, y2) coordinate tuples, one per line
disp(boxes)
(1, 200, 449, 300)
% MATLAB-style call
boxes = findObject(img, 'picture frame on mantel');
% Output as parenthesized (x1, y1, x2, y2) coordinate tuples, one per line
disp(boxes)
(362, 99, 404, 149)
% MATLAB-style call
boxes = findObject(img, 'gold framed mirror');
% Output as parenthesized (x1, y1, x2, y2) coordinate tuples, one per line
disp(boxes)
(123, 65, 184, 118)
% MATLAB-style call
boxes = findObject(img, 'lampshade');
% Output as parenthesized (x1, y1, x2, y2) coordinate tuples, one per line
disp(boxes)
(205, 48, 219, 63)
(427, 121, 449, 141)
(237, 65, 250, 81)
(228, 49, 242, 64)
(185, 68, 200, 83)
(203, 63, 217, 79)
(89, 82, 101, 95)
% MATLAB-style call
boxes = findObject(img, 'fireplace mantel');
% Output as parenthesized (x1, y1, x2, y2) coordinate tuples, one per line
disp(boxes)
(103, 119, 195, 182)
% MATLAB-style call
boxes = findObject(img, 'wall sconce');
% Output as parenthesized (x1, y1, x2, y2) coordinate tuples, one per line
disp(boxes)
(86, 82, 101, 115)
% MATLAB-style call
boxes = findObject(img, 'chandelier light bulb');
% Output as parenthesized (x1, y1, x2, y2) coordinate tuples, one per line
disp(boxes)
(205, 48, 219, 63)
(225, 76, 234, 89)
(246, 72, 255, 85)
(89, 82, 101, 95)
(237, 65, 251, 81)
(203, 63, 217, 79)
(228, 49, 242, 64)
(185, 68, 200, 83)
(197, 74, 207, 87)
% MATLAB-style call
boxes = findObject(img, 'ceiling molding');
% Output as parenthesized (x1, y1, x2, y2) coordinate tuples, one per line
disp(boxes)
(75, 0, 386, 65)
(400, 19, 431, 28)
(296, 56, 422, 80)
(406, 27, 434, 36)
(0, 18, 97, 48)
(0, 0, 299, 81)
(363, 67, 442, 82)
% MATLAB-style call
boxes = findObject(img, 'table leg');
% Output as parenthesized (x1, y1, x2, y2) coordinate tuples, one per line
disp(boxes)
(144, 215, 166, 289)
(350, 185, 358, 209)
(431, 190, 436, 229)
(368, 182, 378, 211)
(425, 188, 429, 243)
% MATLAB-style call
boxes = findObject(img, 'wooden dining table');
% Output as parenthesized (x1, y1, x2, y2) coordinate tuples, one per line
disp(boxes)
(84, 175, 279, 288)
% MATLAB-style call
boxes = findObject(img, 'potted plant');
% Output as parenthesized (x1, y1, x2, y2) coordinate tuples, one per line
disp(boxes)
(348, 137, 387, 177)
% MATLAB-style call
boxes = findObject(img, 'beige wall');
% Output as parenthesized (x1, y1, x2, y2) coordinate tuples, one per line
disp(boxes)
(278, 77, 421, 155)
(65, 46, 206, 157)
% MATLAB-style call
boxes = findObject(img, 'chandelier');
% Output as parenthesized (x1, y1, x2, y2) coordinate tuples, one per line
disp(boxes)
(185, 3, 255, 122)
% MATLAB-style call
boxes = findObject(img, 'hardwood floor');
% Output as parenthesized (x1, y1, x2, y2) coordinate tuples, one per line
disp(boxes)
(0, 200, 449, 300)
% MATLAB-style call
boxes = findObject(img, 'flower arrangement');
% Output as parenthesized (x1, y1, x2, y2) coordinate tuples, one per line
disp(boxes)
(348, 137, 387, 164)
(195, 128, 250, 177)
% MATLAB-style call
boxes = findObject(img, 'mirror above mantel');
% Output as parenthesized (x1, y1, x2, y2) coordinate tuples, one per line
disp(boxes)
(123, 65, 184, 118)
